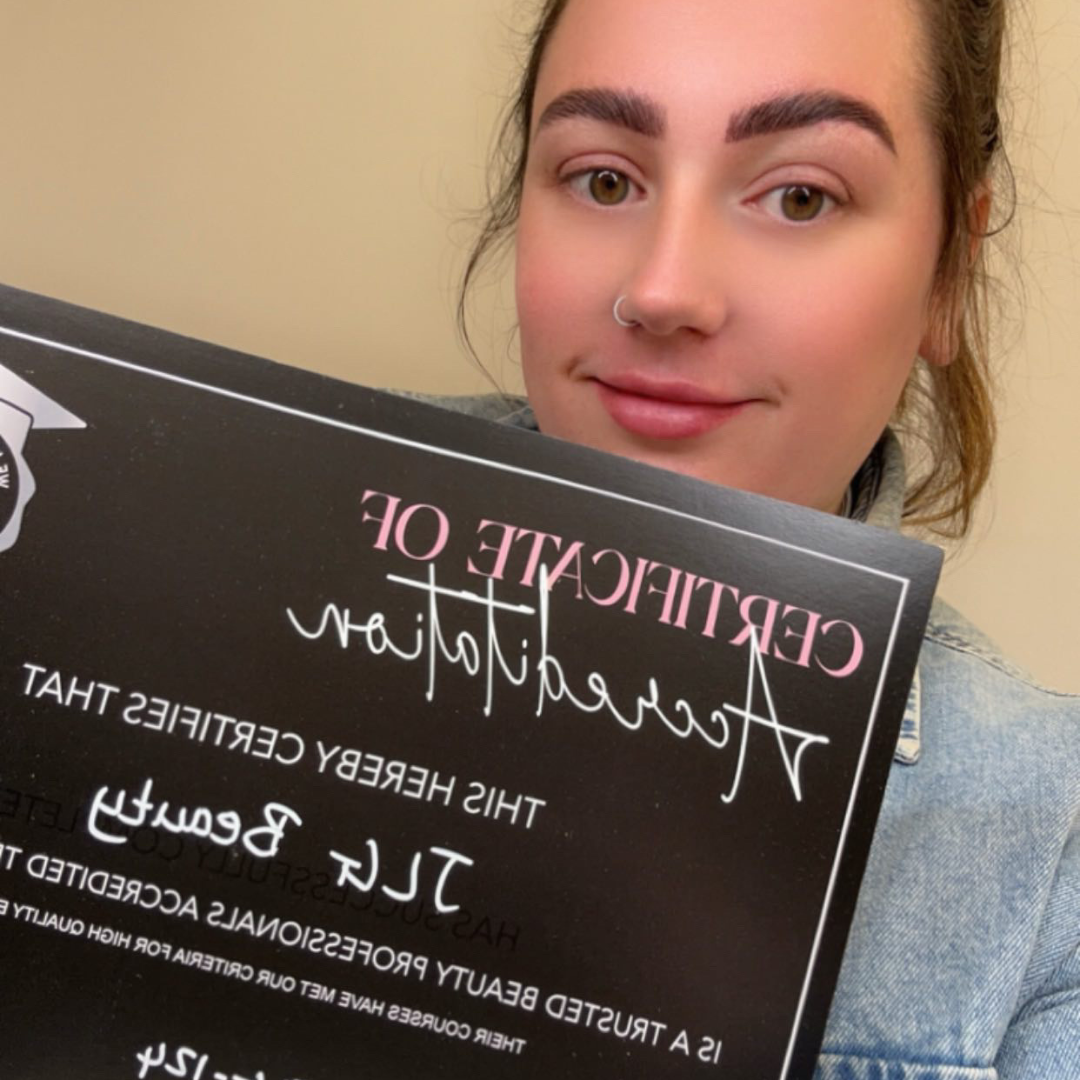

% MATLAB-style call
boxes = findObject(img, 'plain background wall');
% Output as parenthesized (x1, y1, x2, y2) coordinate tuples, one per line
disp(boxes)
(1, 0, 1076, 690)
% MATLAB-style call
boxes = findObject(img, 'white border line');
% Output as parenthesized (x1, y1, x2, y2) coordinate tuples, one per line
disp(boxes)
(2, 322, 918, 1080)
(780, 578, 907, 1078)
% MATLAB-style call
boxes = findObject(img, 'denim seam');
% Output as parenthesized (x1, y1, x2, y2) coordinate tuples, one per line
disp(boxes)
(923, 628, 1080, 700)
(817, 1047, 991, 1070)
(1014, 937, 1080, 1021)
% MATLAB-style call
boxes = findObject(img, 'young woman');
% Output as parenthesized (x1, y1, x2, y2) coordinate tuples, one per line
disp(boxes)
(436, 0, 1080, 1075)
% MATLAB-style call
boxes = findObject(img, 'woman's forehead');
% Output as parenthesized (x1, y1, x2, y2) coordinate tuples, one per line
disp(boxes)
(536, 0, 926, 139)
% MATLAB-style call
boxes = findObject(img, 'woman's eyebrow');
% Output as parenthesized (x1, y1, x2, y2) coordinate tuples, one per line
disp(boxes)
(535, 88, 666, 138)
(726, 91, 897, 154)
(534, 86, 896, 155)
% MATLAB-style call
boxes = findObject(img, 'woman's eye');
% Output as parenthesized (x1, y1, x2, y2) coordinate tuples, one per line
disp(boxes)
(568, 168, 634, 207)
(760, 184, 837, 223)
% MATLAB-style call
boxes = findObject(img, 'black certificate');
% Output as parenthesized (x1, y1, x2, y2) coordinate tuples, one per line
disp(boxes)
(0, 284, 940, 1080)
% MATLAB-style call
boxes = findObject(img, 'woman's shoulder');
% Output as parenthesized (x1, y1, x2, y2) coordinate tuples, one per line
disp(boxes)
(917, 596, 1079, 800)
(924, 595, 1079, 709)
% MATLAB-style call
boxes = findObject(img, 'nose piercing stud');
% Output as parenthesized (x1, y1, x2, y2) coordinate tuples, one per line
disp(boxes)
(613, 295, 640, 328)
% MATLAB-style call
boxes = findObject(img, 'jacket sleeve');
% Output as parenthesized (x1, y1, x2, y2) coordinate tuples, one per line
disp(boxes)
(995, 819, 1080, 1078)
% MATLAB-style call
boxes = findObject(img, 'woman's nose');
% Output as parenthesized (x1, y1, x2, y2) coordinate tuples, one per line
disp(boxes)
(618, 193, 730, 338)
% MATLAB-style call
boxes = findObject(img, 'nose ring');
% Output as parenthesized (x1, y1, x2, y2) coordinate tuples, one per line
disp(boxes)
(613, 295, 640, 328)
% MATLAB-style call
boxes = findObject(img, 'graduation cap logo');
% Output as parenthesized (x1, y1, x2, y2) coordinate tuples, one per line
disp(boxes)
(0, 364, 85, 552)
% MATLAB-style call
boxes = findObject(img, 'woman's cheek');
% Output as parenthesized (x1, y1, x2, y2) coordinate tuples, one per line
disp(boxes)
(517, 223, 604, 361)
(798, 238, 930, 369)
(837, 215, 940, 348)
(515, 230, 562, 360)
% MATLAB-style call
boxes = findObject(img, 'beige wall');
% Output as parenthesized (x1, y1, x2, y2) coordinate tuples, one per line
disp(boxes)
(1, 0, 1076, 690)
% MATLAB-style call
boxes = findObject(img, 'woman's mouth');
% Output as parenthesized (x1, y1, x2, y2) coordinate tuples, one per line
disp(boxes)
(593, 376, 754, 440)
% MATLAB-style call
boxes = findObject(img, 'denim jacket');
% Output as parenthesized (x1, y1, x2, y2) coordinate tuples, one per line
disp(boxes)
(418, 393, 1080, 1080)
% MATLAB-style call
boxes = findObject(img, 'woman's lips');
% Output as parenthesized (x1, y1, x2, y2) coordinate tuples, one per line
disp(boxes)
(593, 377, 753, 440)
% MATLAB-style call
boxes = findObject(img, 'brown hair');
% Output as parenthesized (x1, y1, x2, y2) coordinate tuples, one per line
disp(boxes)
(458, 0, 1011, 537)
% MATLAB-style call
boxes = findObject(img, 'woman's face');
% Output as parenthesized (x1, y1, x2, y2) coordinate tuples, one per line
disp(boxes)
(515, 0, 944, 513)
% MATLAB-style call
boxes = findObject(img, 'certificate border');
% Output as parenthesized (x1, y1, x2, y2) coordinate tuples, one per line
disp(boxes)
(0, 322, 914, 1080)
